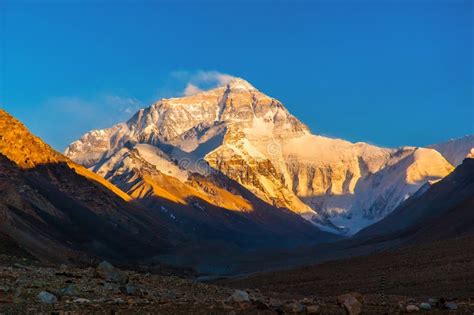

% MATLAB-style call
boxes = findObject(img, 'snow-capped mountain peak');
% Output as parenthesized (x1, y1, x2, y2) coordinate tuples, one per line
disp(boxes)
(225, 77, 257, 92)
(65, 77, 458, 235)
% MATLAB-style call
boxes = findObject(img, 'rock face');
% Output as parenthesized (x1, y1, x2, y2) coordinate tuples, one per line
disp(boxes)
(0, 110, 65, 169)
(65, 78, 455, 233)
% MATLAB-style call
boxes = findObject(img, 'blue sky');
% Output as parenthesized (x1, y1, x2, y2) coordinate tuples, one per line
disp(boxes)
(1, 0, 472, 151)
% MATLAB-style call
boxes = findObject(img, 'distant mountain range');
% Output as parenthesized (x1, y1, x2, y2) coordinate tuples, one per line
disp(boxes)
(1, 78, 473, 270)
(66, 78, 471, 234)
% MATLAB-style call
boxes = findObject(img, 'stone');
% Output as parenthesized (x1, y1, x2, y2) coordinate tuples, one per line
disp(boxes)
(126, 283, 137, 295)
(95, 261, 128, 284)
(406, 304, 419, 312)
(306, 304, 320, 314)
(349, 292, 364, 304)
(229, 290, 250, 303)
(113, 297, 125, 304)
(284, 301, 305, 313)
(444, 302, 458, 310)
(337, 294, 362, 315)
(419, 302, 431, 310)
(60, 284, 75, 296)
(221, 302, 234, 310)
(13, 287, 26, 303)
(269, 298, 283, 308)
(398, 302, 406, 312)
(37, 291, 58, 304)
(104, 282, 119, 291)
(73, 298, 91, 304)
(120, 283, 137, 295)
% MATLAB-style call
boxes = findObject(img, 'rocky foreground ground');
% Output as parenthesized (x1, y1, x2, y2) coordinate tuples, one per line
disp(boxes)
(0, 254, 472, 314)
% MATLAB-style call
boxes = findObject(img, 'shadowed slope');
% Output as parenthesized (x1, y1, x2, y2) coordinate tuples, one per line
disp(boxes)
(354, 157, 474, 243)
(0, 109, 175, 263)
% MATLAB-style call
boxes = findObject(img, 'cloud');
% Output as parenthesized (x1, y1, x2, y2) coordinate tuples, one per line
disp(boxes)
(41, 94, 142, 150)
(45, 94, 141, 121)
(183, 83, 203, 96)
(171, 70, 236, 96)
(192, 71, 235, 86)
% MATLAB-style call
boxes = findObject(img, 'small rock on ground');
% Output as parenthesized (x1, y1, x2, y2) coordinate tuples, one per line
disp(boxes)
(37, 291, 57, 304)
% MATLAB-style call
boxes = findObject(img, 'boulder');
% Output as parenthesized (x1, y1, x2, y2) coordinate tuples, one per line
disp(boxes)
(419, 302, 431, 310)
(229, 290, 250, 303)
(37, 291, 58, 304)
(306, 304, 320, 314)
(406, 304, 419, 312)
(337, 294, 362, 315)
(120, 283, 137, 295)
(284, 301, 305, 313)
(95, 261, 128, 284)
(60, 284, 75, 296)
(269, 298, 283, 308)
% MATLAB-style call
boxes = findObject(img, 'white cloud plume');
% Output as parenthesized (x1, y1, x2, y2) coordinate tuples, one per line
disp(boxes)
(183, 83, 203, 96)
(192, 71, 235, 86)
(171, 70, 236, 96)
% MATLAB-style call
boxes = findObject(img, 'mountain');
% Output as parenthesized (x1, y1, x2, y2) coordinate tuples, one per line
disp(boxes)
(66, 79, 314, 216)
(430, 135, 474, 166)
(0, 109, 332, 270)
(354, 157, 474, 243)
(66, 78, 454, 234)
(0, 109, 175, 263)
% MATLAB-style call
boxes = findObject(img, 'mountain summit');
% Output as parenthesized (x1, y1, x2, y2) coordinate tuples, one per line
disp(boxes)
(66, 78, 455, 234)
(225, 77, 257, 91)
